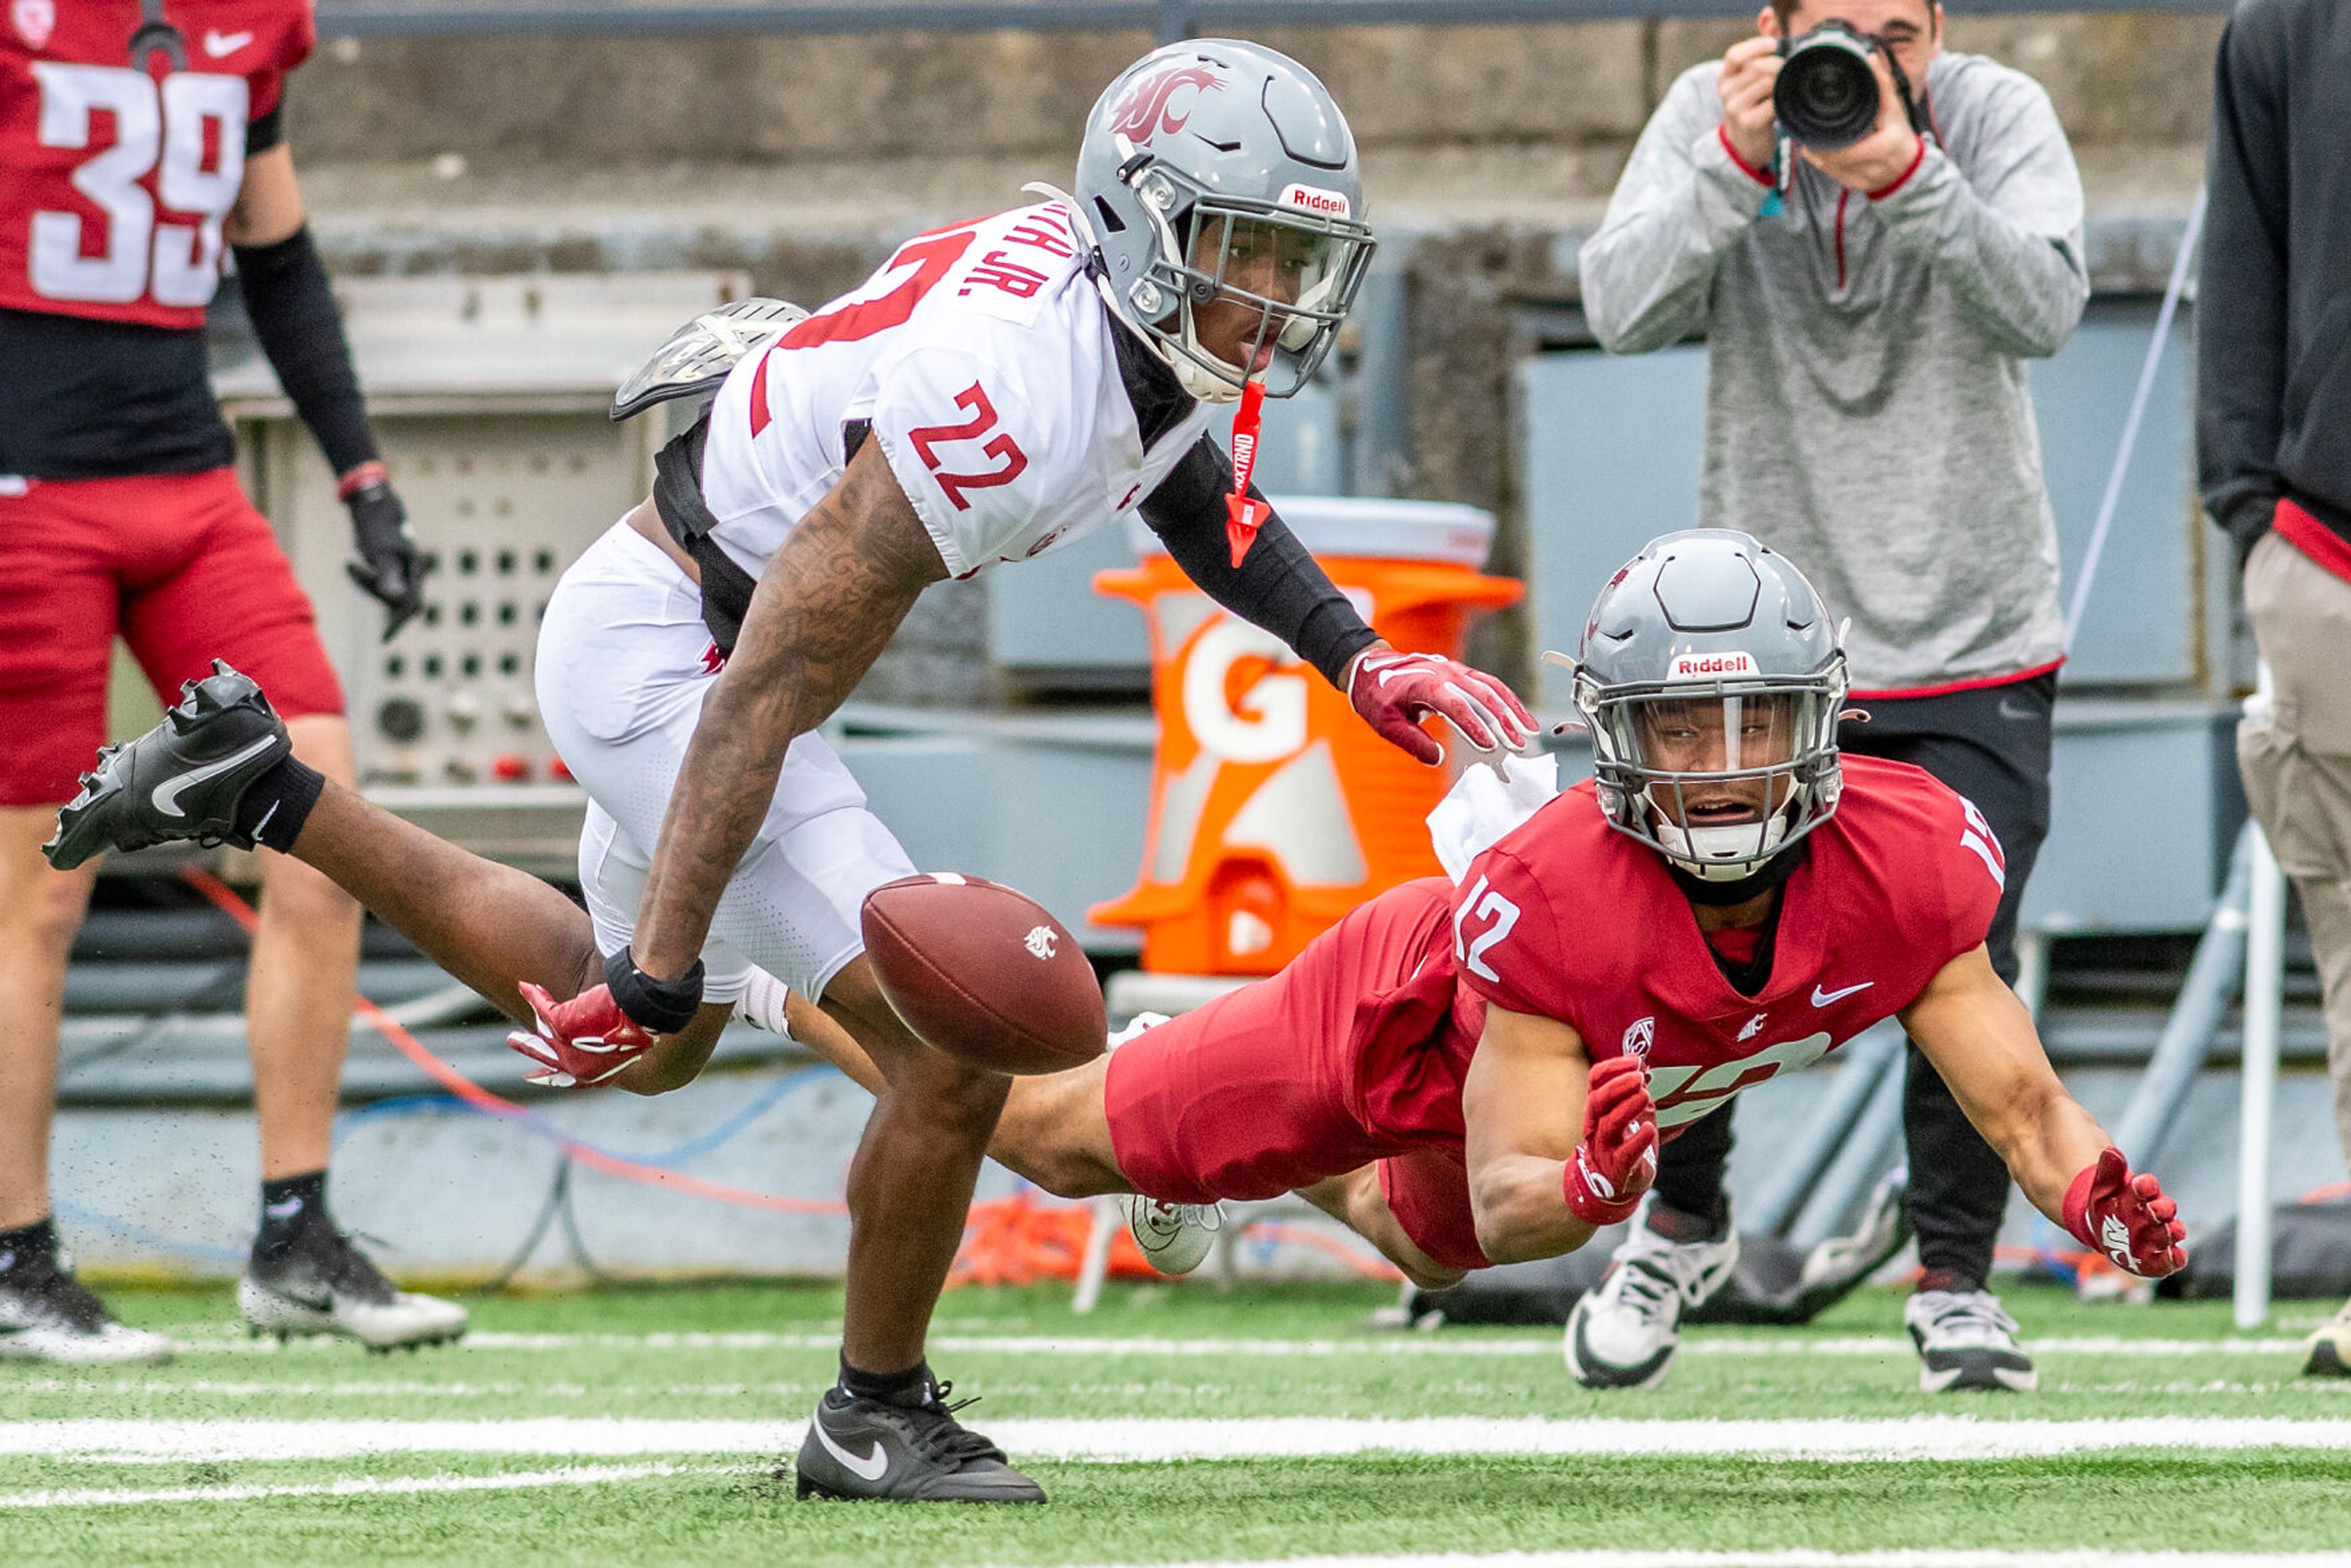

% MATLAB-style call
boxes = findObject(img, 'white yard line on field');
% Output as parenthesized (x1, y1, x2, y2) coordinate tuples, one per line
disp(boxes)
(171, 1330, 2314, 1359)
(0, 1461, 739, 1510)
(7, 1414, 2351, 1464)
(1060, 1553, 2351, 1568)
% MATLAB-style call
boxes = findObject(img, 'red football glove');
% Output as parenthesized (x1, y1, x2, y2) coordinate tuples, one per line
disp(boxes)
(1562, 1055, 1660, 1228)
(506, 981, 656, 1089)
(2063, 1147, 2188, 1278)
(1347, 647, 1535, 767)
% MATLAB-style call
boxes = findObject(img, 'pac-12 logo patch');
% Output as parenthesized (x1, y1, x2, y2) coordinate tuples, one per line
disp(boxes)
(1622, 1016, 1655, 1059)
(1108, 62, 1223, 144)
(12, 0, 54, 49)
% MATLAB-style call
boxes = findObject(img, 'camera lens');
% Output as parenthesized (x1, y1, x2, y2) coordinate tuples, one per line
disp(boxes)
(1774, 29, 1881, 149)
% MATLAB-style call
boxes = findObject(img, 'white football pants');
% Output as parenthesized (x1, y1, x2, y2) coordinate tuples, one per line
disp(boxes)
(534, 519, 916, 1004)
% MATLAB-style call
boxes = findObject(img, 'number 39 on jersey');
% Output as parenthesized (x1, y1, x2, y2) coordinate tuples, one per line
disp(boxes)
(2, 2, 310, 329)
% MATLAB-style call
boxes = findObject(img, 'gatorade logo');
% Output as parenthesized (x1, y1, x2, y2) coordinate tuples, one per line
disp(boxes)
(1667, 651, 1757, 681)
(1182, 620, 1309, 765)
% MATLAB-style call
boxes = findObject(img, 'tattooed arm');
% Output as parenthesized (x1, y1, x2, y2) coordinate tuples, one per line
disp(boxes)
(629, 439, 948, 981)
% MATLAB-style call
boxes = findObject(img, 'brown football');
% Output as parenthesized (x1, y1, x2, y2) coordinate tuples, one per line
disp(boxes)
(861, 874, 1107, 1075)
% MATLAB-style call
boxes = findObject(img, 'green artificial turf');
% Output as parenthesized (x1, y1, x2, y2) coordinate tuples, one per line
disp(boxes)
(4, 1280, 2344, 1566)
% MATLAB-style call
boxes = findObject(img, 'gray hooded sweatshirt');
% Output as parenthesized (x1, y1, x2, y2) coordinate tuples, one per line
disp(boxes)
(1580, 51, 2087, 694)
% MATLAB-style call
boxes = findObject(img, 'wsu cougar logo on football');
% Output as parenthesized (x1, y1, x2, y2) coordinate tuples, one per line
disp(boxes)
(1108, 63, 1223, 144)
(1023, 925, 1059, 961)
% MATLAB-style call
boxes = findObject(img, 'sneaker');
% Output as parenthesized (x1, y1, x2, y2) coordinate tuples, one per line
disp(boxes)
(45, 661, 290, 870)
(239, 1220, 467, 1353)
(1564, 1200, 1739, 1390)
(2303, 1298, 2351, 1379)
(1905, 1288, 2036, 1392)
(1122, 1193, 1224, 1277)
(0, 1247, 174, 1366)
(795, 1381, 1045, 1502)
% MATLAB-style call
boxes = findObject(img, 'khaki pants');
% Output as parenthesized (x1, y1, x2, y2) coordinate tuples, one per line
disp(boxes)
(2240, 529, 2351, 1171)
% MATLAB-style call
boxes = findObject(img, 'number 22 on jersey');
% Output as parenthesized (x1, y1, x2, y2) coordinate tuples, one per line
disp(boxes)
(28, 64, 247, 308)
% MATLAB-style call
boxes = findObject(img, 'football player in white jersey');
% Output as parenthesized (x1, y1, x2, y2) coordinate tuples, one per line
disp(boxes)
(51, 40, 1534, 1502)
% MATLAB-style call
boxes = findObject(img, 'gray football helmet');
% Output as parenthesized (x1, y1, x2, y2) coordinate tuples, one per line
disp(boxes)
(1567, 530, 1848, 882)
(1045, 38, 1376, 403)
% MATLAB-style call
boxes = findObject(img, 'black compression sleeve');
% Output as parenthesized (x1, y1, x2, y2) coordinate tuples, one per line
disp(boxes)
(1139, 436, 1379, 689)
(233, 225, 378, 478)
(245, 103, 284, 156)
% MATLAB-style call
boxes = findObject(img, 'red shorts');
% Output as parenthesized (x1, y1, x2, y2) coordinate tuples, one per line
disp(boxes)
(0, 469, 344, 806)
(1103, 878, 1491, 1272)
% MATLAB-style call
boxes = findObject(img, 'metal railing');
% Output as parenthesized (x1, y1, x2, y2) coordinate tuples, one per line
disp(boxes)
(313, 0, 2229, 39)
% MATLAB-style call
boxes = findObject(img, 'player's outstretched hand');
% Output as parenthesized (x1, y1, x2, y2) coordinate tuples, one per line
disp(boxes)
(1562, 1054, 1659, 1228)
(2063, 1147, 2188, 1278)
(1348, 645, 1535, 767)
(342, 470, 427, 641)
(506, 981, 656, 1089)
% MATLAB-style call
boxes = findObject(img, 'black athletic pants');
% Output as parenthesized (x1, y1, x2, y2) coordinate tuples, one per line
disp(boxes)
(1649, 672, 2057, 1292)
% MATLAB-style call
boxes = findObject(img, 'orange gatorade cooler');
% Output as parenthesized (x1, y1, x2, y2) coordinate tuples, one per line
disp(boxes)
(1091, 498, 1522, 975)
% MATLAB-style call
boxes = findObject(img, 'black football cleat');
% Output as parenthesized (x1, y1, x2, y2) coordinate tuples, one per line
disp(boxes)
(45, 661, 290, 870)
(794, 1381, 1045, 1503)
(240, 1214, 468, 1352)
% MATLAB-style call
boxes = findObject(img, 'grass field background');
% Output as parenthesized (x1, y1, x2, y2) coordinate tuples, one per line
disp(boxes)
(7, 1280, 2349, 1566)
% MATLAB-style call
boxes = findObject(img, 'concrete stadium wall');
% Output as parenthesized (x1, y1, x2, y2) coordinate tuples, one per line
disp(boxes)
(287, 13, 2222, 173)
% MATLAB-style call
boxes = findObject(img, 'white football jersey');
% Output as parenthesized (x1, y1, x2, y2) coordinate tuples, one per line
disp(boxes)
(696, 201, 1216, 582)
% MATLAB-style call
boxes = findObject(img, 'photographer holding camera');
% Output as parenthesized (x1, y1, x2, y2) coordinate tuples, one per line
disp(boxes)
(1575, 0, 2088, 1395)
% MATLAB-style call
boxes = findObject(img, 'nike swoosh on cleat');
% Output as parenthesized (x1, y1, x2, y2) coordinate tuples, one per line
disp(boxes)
(264, 1197, 304, 1220)
(151, 735, 277, 819)
(1810, 981, 1874, 1007)
(812, 1414, 890, 1482)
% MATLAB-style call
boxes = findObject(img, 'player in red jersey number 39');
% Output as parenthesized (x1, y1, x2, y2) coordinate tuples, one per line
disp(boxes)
(0, 0, 454, 1366)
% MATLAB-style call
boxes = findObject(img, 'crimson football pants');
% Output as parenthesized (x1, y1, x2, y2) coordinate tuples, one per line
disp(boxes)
(1652, 673, 2054, 1291)
(0, 469, 345, 806)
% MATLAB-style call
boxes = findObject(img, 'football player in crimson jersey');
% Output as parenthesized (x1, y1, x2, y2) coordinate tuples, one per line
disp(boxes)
(743, 532, 2188, 1386)
(0, 0, 456, 1364)
(48, 40, 1532, 1499)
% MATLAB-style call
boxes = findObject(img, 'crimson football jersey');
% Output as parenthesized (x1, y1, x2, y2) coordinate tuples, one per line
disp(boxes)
(1354, 754, 2005, 1145)
(0, 0, 312, 328)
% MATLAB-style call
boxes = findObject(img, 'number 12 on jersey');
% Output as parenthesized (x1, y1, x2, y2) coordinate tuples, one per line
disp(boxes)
(1453, 875, 1521, 984)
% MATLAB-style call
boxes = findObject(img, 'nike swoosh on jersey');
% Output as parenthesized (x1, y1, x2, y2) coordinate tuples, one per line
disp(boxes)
(812, 1412, 890, 1482)
(1810, 981, 1875, 1007)
(203, 29, 254, 56)
(151, 735, 277, 819)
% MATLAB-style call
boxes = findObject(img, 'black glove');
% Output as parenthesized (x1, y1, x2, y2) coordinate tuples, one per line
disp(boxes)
(344, 479, 426, 640)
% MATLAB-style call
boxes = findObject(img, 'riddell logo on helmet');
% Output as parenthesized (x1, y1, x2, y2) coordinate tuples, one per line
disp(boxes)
(1667, 651, 1757, 681)
(1109, 64, 1224, 144)
(1278, 183, 1351, 218)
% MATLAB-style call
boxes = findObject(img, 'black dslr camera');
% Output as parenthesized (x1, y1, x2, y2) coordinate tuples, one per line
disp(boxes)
(1773, 20, 1921, 149)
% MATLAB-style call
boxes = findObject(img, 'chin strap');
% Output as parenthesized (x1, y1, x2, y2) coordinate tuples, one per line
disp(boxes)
(1224, 378, 1269, 567)
(1668, 840, 1809, 906)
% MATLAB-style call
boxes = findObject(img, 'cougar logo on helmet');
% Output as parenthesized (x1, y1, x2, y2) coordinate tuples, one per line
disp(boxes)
(1108, 64, 1224, 144)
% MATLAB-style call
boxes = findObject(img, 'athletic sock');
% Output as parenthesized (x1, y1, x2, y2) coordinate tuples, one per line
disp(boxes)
(257, 1169, 329, 1259)
(231, 755, 327, 853)
(0, 1216, 58, 1279)
(1915, 1268, 1984, 1296)
(1645, 1196, 1730, 1245)
(838, 1354, 937, 1408)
